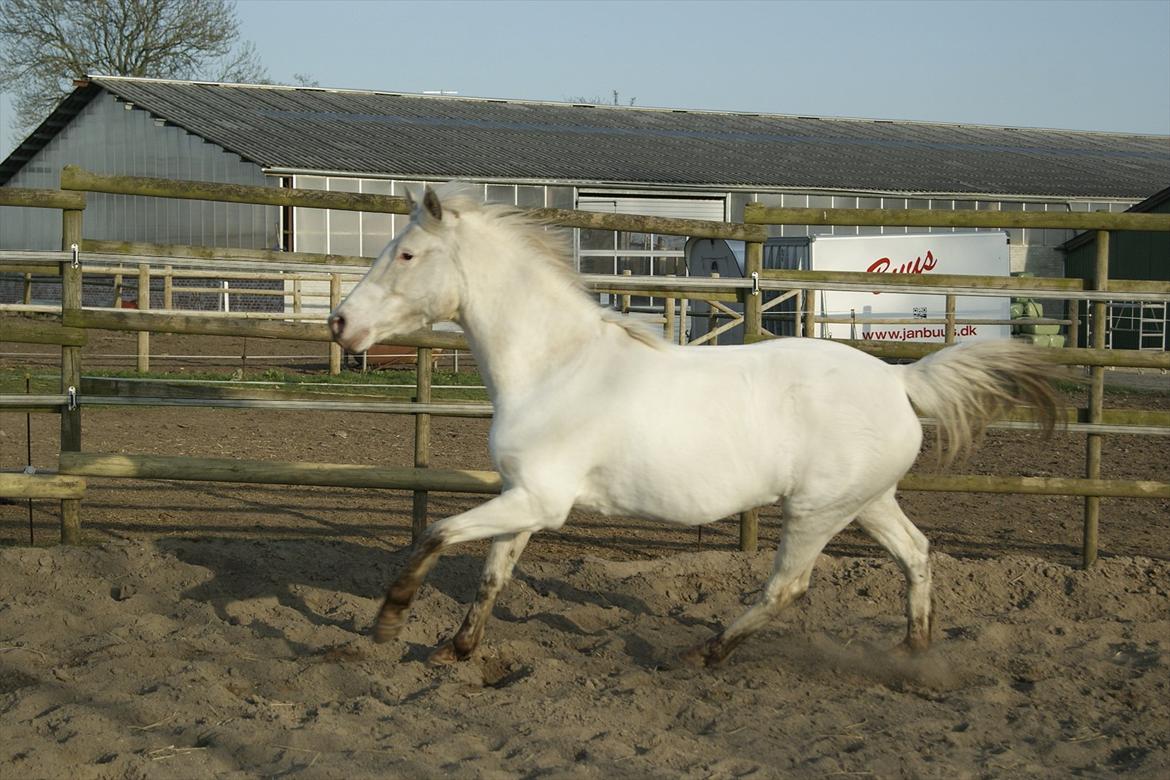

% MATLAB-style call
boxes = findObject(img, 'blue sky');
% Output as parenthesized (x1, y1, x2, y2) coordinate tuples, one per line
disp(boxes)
(2, 0, 1169, 158)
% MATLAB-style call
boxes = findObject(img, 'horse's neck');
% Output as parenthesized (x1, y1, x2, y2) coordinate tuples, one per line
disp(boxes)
(456, 240, 603, 403)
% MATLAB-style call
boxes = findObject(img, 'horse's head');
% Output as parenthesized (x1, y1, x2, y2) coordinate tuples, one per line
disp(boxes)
(328, 185, 462, 353)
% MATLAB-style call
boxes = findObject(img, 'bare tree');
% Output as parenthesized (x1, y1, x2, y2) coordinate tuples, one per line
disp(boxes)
(0, 0, 268, 135)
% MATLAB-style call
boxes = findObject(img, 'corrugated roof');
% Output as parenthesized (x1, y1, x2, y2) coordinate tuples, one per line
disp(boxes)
(3, 75, 1168, 199)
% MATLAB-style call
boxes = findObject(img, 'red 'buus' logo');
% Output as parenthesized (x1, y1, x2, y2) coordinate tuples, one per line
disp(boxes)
(866, 250, 938, 275)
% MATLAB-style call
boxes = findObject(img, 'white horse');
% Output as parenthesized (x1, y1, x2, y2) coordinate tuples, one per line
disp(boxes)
(329, 185, 1058, 667)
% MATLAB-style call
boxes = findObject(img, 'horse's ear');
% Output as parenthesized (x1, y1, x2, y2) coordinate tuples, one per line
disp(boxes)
(404, 188, 417, 214)
(422, 185, 443, 222)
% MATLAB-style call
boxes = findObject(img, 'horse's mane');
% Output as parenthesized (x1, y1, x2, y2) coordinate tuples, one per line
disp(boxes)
(437, 184, 668, 350)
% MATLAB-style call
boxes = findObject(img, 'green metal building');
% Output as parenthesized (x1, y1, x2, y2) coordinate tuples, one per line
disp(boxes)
(1063, 186, 1170, 350)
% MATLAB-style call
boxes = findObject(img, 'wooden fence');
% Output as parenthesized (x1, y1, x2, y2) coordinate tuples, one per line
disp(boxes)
(2, 168, 1169, 565)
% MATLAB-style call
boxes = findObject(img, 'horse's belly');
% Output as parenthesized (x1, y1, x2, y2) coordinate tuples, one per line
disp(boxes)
(574, 460, 783, 526)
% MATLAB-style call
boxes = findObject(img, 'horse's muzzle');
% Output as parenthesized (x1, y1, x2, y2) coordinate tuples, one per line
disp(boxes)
(328, 312, 346, 342)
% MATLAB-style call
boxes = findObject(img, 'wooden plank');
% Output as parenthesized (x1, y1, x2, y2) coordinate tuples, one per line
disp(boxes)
(588, 284, 740, 303)
(0, 473, 86, 499)
(0, 187, 86, 210)
(998, 406, 1170, 428)
(62, 166, 410, 214)
(59, 452, 504, 494)
(0, 264, 62, 276)
(62, 166, 767, 242)
(78, 377, 417, 403)
(53, 453, 1169, 500)
(82, 239, 372, 268)
(529, 206, 767, 241)
(0, 395, 69, 409)
(62, 308, 471, 349)
(760, 267, 1088, 292)
(745, 203, 1170, 232)
(899, 473, 1170, 499)
(0, 315, 86, 346)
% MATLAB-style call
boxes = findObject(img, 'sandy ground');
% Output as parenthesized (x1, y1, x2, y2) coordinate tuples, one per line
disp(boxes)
(1, 542, 1167, 779)
(2, 327, 1169, 777)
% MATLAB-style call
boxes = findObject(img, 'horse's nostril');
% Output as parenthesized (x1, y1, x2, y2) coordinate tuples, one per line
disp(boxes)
(328, 313, 346, 339)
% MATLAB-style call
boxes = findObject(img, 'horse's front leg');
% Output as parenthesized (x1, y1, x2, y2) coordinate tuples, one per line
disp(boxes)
(429, 531, 532, 664)
(373, 488, 560, 644)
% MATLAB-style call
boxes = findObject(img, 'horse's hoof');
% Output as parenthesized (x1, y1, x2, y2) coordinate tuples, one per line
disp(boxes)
(372, 609, 406, 644)
(894, 636, 930, 657)
(679, 637, 724, 669)
(427, 640, 469, 666)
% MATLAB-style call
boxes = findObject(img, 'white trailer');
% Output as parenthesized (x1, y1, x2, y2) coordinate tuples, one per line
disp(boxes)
(685, 232, 1012, 344)
(810, 232, 1011, 343)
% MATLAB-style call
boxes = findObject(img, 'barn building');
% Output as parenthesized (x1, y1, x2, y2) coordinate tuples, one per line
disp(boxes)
(1063, 186, 1170, 350)
(2, 75, 1168, 316)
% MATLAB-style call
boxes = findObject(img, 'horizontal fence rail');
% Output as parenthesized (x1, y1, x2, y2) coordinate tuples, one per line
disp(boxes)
(82, 240, 374, 268)
(60, 166, 767, 242)
(60, 452, 503, 494)
(53, 453, 1169, 501)
(757, 268, 1170, 301)
(0, 187, 85, 210)
(60, 166, 411, 215)
(0, 472, 87, 499)
(56, 308, 470, 349)
(743, 203, 1170, 231)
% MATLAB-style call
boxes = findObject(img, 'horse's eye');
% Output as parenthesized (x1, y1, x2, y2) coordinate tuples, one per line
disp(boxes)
(399, 251, 414, 262)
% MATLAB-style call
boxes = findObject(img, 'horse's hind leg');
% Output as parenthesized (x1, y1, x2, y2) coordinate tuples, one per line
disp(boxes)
(682, 513, 847, 667)
(854, 489, 933, 652)
(429, 531, 532, 665)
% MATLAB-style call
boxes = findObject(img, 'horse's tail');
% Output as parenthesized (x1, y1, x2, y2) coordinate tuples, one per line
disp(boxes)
(897, 340, 1062, 466)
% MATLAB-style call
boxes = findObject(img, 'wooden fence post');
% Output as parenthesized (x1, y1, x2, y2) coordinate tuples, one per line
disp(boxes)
(412, 347, 433, 542)
(1067, 298, 1080, 349)
(328, 273, 342, 375)
(163, 265, 173, 310)
(137, 263, 151, 372)
(739, 508, 759, 553)
(743, 241, 763, 343)
(708, 272, 720, 345)
(663, 293, 676, 341)
(1083, 230, 1109, 568)
(739, 242, 763, 550)
(59, 208, 83, 544)
(804, 290, 817, 337)
(944, 294, 957, 343)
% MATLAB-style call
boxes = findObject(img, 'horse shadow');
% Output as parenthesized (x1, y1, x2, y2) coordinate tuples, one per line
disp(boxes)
(156, 536, 652, 657)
